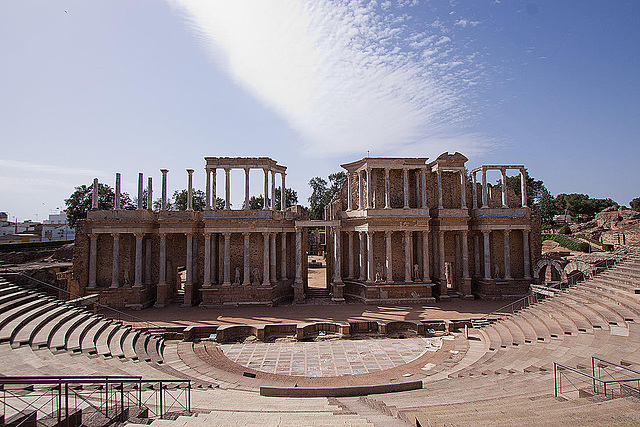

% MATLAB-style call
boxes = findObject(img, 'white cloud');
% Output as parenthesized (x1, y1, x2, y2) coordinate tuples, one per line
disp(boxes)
(171, 0, 491, 157)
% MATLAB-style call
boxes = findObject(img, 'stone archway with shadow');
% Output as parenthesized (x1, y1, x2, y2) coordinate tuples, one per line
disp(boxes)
(533, 257, 568, 284)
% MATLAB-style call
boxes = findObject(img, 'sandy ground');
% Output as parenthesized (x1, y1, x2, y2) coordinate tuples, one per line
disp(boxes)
(126, 298, 510, 328)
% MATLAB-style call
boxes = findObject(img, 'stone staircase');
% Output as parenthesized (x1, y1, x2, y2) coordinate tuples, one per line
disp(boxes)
(305, 287, 332, 299)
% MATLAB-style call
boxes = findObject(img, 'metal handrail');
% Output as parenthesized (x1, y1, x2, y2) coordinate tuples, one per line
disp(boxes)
(1, 271, 162, 330)
(478, 292, 540, 321)
(0, 375, 191, 424)
(592, 356, 640, 378)
(554, 362, 640, 398)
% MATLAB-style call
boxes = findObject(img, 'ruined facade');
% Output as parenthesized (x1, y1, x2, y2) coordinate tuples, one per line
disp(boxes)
(73, 153, 540, 308)
(326, 153, 541, 303)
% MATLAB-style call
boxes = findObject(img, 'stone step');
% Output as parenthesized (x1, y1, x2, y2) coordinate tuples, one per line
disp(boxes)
(11, 302, 70, 347)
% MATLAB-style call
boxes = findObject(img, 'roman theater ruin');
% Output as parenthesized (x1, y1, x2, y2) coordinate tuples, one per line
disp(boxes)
(73, 153, 541, 308)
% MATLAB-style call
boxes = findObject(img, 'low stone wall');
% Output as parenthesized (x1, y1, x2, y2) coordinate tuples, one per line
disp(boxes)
(260, 380, 422, 397)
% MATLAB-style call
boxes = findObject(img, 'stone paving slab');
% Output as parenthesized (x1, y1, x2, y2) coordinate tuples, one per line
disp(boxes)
(221, 338, 442, 377)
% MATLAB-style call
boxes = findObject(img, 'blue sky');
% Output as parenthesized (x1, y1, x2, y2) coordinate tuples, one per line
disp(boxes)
(1, 0, 638, 221)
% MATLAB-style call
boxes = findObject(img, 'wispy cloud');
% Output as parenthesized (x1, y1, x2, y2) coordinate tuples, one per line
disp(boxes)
(171, 0, 491, 157)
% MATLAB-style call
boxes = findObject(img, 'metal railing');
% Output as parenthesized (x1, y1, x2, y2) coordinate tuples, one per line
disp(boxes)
(477, 292, 542, 323)
(0, 375, 190, 426)
(554, 359, 640, 399)
(0, 272, 161, 330)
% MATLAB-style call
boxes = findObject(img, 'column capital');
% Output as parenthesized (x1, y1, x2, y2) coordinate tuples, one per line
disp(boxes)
(262, 231, 270, 237)
(111, 232, 120, 239)
(243, 232, 251, 238)
(404, 230, 411, 237)
(159, 232, 167, 239)
(185, 232, 193, 238)
(186, 168, 194, 174)
(385, 230, 392, 237)
(134, 232, 144, 239)
(204, 233, 211, 239)
(88, 233, 98, 240)
(160, 168, 169, 174)
(223, 232, 231, 238)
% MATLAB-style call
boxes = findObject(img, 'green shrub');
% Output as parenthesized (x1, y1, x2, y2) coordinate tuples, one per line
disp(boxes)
(602, 244, 614, 252)
(577, 242, 590, 252)
(558, 225, 571, 235)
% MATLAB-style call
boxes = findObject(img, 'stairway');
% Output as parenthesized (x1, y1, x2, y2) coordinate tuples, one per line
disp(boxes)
(306, 288, 331, 299)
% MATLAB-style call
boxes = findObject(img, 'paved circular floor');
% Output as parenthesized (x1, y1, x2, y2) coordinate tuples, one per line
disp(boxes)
(221, 337, 445, 377)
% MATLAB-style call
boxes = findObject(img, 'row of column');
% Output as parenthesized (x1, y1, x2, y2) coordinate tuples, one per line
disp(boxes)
(204, 167, 287, 211)
(351, 168, 429, 211)
(478, 229, 532, 280)
(327, 228, 532, 287)
(333, 230, 431, 284)
(91, 167, 289, 214)
(88, 230, 305, 289)
(472, 167, 528, 209)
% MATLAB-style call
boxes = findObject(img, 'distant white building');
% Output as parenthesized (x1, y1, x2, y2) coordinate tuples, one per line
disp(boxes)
(42, 212, 75, 241)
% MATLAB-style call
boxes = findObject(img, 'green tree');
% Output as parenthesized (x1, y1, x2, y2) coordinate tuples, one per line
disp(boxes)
(504, 171, 546, 206)
(307, 172, 346, 220)
(171, 189, 207, 211)
(64, 182, 113, 227)
(555, 193, 617, 217)
(308, 177, 328, 220)
(538, 187, 557, 224)
(275, 187, 298, 210)
(631, 197, 640, 212)
(246, 195, 264, 210)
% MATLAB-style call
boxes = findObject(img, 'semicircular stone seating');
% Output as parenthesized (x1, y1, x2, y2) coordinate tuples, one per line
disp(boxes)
(2, 245, 640, 425)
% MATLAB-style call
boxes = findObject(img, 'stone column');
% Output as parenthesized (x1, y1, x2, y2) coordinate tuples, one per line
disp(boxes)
(115, 173, 121, 209)
(111, 233, 119, 287)
(281, 232, 288, 281)
(205, 168, 211, 210)
(333, 228, 342, 284)
(421, 169, 427, 208)
(473, 233, 480, 277)
(439, 231, 446, 295)
(437, 170, 443, 209)
(472, 172, 477, 209)
(501, 168, 508, 208)
(262, 232, 270, 286)
(415, 171, 421, 209)
(403, 168, 410, 209)
(294, 229, 303, 285)
(270, 233, 277, 282)
(156, 233, 167, 307)
(422, 230, 430, 282)
(211, 169, 217, 210)
(243, 232, 250, 285)
(462, 231, 471, 296)
(358, 171, 364, 210)
(385, 231, 393, 283)
(483, 231, 491, 279)
(460, 170, 467, 209)
(294, 228, 303, 301)
(147, 177, 153, 211)
(367, 231, 374, 283)
(358, 232, 366, 281)
(523, 230, 532, 279)
(366, 168, 372, 209)
(134, 233, 143, 287)
(224, 168, 231, 210)
(92, 178, 98, 210)
(271, 171, 276, 210)
(161, 169, 168, 211)
(520, 169, 528, 207)
(88, 234, 97, 287)
(504, 229, 511, 279)
(281, 173, 287, 210)
(243, 168, 250, 210)
(211, 233, 218, 284)
(145, 237, 151, 284)
(187, 169, 194, 211)
(223, 233, 231, 285)
(481, 168, 488, 208)
(347, 231, 354, 279)
(404, 231, 412, 283)
(203, 233, 211, 288)
(346, 173, 352, 211)
(185, 233, 193, 286)
(384, 168, 391, 209)
(263, 169, 269, 210)
(137, 173, 144, 210)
